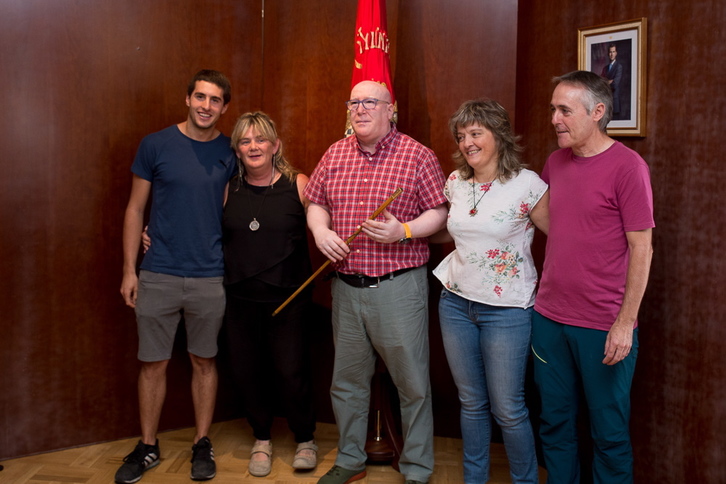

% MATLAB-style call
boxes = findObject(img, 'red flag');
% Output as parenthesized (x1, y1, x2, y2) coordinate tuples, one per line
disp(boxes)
(351, 0, 395, 103)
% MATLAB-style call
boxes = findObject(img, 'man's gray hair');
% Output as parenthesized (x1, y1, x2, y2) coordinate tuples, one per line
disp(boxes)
(553, 70, 613, 132)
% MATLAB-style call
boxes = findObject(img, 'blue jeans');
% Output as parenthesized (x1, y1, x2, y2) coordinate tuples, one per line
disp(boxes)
(439, 289, 538, 484)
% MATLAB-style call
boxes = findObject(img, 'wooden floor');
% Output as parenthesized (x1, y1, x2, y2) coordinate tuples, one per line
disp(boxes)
(0, 418, 546, 483)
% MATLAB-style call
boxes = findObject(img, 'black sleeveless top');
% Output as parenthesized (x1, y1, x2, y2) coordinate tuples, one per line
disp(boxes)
(223, 174, 312, 301)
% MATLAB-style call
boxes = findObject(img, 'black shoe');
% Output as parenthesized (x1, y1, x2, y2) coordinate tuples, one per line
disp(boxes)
(191, 436, 216, 481)
(114, 440, 160, 484)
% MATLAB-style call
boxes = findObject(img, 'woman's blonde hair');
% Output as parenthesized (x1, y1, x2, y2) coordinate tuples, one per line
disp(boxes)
(230, 111, 299, 186)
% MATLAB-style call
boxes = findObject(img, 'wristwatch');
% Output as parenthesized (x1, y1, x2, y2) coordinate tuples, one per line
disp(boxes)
(398, 223, 412, 244)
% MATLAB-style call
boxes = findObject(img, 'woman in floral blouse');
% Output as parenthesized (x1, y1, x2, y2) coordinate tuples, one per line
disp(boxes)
(432, 99, 549, 484)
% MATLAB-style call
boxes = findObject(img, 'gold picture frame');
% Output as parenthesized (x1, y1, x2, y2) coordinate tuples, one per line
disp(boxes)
(578, 18, 647, 137)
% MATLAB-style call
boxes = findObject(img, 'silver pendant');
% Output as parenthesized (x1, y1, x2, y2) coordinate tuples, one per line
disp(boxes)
(249, 219, 260, 231)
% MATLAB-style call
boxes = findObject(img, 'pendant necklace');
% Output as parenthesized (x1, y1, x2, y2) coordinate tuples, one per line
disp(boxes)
(246, 166, 275, 231)
(469, 179, 493, 217)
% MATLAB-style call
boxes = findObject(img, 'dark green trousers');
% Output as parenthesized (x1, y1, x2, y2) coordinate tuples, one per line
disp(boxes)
(532, 311, 638, 484)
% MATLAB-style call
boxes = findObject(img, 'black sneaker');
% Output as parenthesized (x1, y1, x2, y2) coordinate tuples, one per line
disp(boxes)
(190, 436, 216, 481)
(114, 440, 160, 484)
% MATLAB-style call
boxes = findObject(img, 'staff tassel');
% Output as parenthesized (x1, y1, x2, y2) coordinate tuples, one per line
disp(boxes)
(272, 187, 403, 316)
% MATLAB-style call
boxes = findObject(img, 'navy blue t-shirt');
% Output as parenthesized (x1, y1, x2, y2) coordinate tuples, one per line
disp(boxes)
(132, 125, 236, 277)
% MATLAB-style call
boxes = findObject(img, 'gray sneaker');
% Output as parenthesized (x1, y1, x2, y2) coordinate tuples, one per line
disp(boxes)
(190, 436, 216, 481)
(317, 465, 366, 484)
(114, 440, 160, 484)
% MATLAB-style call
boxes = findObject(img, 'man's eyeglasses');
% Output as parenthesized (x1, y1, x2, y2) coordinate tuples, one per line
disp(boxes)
(345, 98, 390, 111)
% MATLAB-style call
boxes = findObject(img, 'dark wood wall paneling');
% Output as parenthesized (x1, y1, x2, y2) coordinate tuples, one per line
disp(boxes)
(0, 0, 260, 459)
(515, 0, 726, 482)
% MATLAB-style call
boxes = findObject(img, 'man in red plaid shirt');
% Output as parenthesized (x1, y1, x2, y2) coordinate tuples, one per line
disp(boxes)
(305, 80, 447, 484)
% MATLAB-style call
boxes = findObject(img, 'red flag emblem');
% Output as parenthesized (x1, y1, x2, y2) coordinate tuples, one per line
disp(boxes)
(352, 0, 394, 102)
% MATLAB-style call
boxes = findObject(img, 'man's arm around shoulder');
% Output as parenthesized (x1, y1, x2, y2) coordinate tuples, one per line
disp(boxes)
(408, 204, 448, 239)
(120, 175, 151, 308)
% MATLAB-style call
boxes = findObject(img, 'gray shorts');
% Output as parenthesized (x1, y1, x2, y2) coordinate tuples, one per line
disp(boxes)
(135, 270, 225, 362)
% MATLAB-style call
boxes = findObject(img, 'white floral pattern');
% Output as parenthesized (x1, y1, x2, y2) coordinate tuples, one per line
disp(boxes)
(433, 169, 548, 308)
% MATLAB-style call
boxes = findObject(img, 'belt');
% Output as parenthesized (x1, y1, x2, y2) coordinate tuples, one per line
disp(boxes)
(335, 267, 415, 288)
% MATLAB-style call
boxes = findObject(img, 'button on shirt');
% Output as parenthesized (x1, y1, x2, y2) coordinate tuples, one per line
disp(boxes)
(305, 125, 447, 277)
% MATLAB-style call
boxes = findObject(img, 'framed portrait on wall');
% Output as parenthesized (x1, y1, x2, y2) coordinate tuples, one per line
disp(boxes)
(578, 18, 647, 137)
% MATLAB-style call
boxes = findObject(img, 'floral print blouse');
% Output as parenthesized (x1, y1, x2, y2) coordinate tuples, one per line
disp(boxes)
(433, 168, 548, 308)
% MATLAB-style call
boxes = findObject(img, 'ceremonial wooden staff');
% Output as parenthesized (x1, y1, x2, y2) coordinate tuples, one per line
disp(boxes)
(272, 187, 403, 316)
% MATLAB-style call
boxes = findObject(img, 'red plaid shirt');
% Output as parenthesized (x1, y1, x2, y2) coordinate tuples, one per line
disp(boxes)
(305, 125, 447, 277)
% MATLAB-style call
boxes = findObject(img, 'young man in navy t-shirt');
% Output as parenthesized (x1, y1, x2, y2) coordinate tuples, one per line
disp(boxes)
(117, 70, 236, 484)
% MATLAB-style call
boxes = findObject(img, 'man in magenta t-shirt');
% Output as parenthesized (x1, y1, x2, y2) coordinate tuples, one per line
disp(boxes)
(532, 71, 654, 484)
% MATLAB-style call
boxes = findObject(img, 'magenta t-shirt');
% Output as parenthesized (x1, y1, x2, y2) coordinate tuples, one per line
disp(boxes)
(534, 142, 654, 331)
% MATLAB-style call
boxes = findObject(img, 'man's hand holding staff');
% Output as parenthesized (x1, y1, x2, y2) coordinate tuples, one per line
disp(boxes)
(272, 187, 403, 316)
